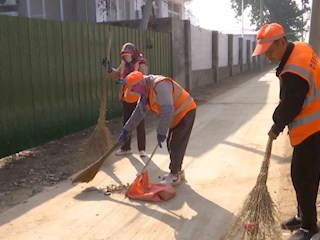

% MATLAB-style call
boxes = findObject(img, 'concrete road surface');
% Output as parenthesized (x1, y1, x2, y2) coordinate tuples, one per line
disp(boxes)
(0, 69, 293, 240)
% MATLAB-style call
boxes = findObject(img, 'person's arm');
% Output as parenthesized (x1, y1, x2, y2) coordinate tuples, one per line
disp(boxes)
(154, 81, 174, 136)
(139, 63, 148, 75)
(123, 96, 147, 132)
(107, 65, 121, 80)
(271, 72, 309, 135)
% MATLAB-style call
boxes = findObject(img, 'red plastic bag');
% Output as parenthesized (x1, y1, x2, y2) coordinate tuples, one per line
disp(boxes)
(125, 172, 176, 202)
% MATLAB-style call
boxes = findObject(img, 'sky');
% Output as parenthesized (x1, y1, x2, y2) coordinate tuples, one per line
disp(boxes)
(185, 0, 309, 34)
(185, 0, 255, 33)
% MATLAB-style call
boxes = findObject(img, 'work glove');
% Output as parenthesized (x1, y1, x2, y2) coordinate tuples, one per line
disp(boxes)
(157, 133, 166, 148)
(102, 57, 112, 73)
(268, 123, 283, 140)
(116, 78, 126, 85)
(118, 129, 129, 143)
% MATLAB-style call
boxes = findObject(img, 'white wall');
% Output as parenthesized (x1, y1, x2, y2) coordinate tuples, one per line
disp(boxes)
(218, 33, 228, 67)
(158, 0, 168, 17)
(233, 34, 256, 63)
(232, 35, 241, 65)
(190, 25, 212, 70)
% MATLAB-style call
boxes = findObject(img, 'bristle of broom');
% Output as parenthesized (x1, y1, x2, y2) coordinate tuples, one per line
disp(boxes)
(73, 33, 114, 184)
(222, 182, 281, 240)
(72, 141, 122, 183)
(72, 158, 105, 183)
(222, 138, 281, 240)
(85, 33, 113, 157)
(85, 120, 114, 156)
(85, 84, 114, 157)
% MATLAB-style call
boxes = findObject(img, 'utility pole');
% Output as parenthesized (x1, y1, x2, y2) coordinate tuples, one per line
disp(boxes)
(139, 0, 154, 30)
(259, 0, 264, 27)
(301, 0, 304, 42)
(241, 0, 244, 37)
(309, 0, 320, 55)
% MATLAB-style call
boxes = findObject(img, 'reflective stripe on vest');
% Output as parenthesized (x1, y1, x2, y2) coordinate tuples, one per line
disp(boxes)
(149, 76, 196, 128)
(283, 64, 316, 106)
(153, 82, 184, 109)
(289, 110, 320, 130)
(151, 79, 191, 117)
(284, 64, 320, 130)
(279, 42, 320, 146)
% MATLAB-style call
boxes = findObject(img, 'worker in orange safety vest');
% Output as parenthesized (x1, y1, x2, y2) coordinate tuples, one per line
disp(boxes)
(252, 22, 320, 240)
(102, 43, 148, 158)
(118, 71, 197, 186)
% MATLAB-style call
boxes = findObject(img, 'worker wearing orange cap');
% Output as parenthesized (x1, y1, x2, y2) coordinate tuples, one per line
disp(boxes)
(253, 23, 320, 240)
(102, 43, 148, 158)
(118, 71, 197, 186)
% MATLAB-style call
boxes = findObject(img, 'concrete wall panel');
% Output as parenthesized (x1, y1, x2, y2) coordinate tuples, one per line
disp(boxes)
(190, 25, 212, 70)
(218, 33, 228, 67)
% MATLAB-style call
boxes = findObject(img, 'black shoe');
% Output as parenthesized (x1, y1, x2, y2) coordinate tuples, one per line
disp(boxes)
(281, 215, 302, 231)
(288, 228, 318, 240)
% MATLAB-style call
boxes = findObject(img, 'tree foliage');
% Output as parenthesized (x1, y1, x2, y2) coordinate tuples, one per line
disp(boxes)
(230, 0, 310, 41)
(97, 0, 117, 20)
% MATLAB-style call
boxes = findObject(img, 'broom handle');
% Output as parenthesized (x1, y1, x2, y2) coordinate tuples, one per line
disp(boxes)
(102, 31, 112, 98)
(99, 140, 122, 162)
(257, 136, 273, 184)
(99, 33, 113, 123)
(140, 144, 159, 173)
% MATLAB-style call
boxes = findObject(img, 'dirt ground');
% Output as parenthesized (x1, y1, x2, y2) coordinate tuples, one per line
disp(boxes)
(0, 68, 300, 228)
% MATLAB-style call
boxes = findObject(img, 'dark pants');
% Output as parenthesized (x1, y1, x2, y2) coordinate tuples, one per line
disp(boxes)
(166, 109, 196, 174)
(121, 101, 146, 151)
(291, 131, 320, 231)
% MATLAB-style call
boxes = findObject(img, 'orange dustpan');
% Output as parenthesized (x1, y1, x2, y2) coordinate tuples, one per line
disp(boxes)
(125, 144, 176, 202)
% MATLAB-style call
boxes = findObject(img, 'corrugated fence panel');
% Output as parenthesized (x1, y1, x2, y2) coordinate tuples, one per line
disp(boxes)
(99, 24, 119, 119)
(0, 17, 12, 153)
(28, 19, 43, 144)
(53, 20, 68, 137)
(75, 22, 87, 129)
(0, 16, 172, 158)
(93, 23, 102, 108)
(0, 17, 7, 153)
(38, 20, 52, 139)
(87, 22, 100, 122)
(61, 21, 75, 134)
(147, 31, 172, 76)
(75, 21, 96, 130)
(107, 25, 122, 118)
(46, 20, 66, 137)
(81, 23, 95, 121)
(0, 16, 36, 155)
(68, 22, 82, 133)
(16, 17, 36, 148)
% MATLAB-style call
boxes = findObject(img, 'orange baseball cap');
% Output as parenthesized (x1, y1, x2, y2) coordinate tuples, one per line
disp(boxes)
(252, 23, 285, 57)
(124, 71, 144, 97)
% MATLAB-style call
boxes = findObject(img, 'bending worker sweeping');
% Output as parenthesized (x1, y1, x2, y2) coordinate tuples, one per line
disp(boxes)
(117, 71, 197, 185)
(252, 22, 320, 240)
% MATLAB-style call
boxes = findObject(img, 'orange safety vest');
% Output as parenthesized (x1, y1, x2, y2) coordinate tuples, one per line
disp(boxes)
(280, 42, 320, 146)
(119, 60, 141, 103)
(147, 76, 197, 129)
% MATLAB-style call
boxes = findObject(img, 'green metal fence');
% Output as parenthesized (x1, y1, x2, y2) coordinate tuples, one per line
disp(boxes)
(0, 16, 172, 158)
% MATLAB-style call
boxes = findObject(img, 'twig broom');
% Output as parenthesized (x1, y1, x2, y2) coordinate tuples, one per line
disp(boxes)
(72, 141, 122, 183)
(222, 137, 281, 240)
(85, 32, 113, 156)
(72, 33, 119, 184)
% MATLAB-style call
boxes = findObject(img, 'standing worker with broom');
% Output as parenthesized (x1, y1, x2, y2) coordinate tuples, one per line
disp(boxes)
(252, 22, 320, 240)
(118, 71, 196, 186)
(102, 43, 148, 158)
